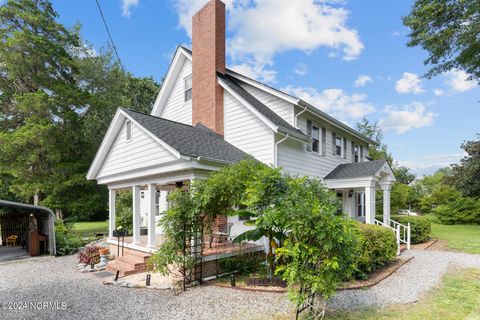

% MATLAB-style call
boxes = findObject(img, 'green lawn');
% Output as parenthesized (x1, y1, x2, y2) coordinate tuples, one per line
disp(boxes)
(326, 268, 480, 320)
(70, 221, 108, 237)
(431, 222, 480, 254)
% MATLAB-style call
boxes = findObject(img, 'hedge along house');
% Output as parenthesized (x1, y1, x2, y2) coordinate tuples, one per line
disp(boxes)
(87, 0, 404, 277)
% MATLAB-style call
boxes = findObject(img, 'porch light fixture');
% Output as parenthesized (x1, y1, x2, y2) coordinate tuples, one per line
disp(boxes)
(348, 190, 354, 198)
(140, 191, 145, 199)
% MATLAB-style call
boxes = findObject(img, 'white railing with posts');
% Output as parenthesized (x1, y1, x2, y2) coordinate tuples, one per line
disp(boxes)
(374, 218, 411, 255)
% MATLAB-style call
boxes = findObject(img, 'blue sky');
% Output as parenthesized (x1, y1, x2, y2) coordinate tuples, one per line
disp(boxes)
(51, 0, 479, 176)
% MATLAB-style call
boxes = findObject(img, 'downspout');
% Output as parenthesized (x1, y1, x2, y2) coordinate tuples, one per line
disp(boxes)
(274, 133, 289, 168)
(294, 104, 308, 128)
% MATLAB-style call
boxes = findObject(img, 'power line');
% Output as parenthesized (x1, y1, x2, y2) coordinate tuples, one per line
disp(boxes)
(94, 0, 126, 73)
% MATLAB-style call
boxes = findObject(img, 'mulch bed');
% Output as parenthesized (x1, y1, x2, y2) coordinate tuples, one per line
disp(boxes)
(207, 255, 414, 293)
(336, 256, 414, 291)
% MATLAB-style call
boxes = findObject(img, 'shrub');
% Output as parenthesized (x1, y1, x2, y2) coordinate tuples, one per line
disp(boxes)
(55, 220, 83, 256)
(218, 253, 264, 275)
(434, 197, 480, 225)
(390, 215, 431, 244)
(78, 244, 100, 265)
(354, 223, 397, 280)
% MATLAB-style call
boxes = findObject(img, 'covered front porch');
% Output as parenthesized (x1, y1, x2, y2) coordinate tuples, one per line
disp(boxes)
(324, 160, 409, 253)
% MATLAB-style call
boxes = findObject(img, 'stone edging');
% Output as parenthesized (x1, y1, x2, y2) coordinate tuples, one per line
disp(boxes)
(423, 238, 439, 250)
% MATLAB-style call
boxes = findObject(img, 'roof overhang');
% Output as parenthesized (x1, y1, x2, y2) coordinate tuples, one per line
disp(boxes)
(324, 160, 396, 189)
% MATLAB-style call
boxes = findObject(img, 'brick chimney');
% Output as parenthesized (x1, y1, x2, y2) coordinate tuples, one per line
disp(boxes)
(192, 0, 226, 136)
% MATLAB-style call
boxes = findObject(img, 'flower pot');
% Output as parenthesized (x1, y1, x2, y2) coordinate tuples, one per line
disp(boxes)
(99, 248, 110, 256)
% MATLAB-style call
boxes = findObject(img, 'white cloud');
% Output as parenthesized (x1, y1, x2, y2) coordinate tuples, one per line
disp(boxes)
(173, 0, 364, 82)
(395, 72, 424, 94)
(282, 86, 375, 122)
(293, 63, 308, 76)
(121, 0, 139, 17)
(354, 74, 372, 87)
(380, 101, 435, 134)
(434, 89, 444, 96)
(230, 62, 277, 83)
(444, 69, 477, 92)
(398, 153, 465, 176)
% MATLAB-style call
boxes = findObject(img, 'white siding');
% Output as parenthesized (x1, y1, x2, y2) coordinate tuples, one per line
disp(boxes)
(240, 82, 295, 126)
(224, 91, 274, 165)
(159, 59, 192, 125)
(97, 120, 177, 178)
(278, 115, 368, 179)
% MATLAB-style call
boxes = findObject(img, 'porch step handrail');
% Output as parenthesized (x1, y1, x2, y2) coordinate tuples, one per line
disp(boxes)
(374, 218, 411, 255)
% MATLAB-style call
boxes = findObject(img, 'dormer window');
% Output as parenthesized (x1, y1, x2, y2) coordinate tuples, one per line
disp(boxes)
(125, 120, 132, 141)
(184, 76, 192, 102)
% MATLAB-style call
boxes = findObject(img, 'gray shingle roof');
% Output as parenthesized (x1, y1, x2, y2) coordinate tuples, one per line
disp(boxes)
(121, 108, 249, 164)
(218, 73, 308, 140)
(324, 160, 388, 179)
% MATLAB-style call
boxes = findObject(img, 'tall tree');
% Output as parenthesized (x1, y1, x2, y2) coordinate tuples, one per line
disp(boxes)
(403, 0, 480, 82)
(447, 134, 480, 197)
(0, 0, 87, 210)
(0, 0, 160, 220)
(355, 117, 393, 163)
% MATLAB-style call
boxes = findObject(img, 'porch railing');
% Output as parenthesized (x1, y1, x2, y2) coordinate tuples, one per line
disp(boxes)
(374, 218, 411, 255)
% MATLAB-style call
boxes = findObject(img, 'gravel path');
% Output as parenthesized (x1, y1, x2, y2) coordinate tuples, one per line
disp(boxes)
(1, 249, 479, 319)
(329, 249, 480, 310)
(0, 255, 292, 320)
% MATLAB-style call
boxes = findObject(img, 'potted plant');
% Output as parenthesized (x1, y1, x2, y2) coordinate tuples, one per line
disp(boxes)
(113, 226, 127, 237)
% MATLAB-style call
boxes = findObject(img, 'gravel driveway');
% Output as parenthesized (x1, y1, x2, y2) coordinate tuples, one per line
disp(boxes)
(1, 249, 480, 319)
(329, 249, 480, 310)
(0, 255, 292, 320)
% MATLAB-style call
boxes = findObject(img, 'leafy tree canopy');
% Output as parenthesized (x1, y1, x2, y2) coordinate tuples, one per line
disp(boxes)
(403, 0, 480, 82)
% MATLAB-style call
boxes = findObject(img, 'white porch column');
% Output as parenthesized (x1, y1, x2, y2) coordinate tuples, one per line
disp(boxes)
(364, 184, 376, 224)
(108, 189, 116, 238)
(380, 181, 393, 225)
(132, 185, 141, 244)
(147, 183, 156, 248)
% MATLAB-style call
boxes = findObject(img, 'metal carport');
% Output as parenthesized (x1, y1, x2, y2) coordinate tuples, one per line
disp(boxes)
(0, 199, 56, 256)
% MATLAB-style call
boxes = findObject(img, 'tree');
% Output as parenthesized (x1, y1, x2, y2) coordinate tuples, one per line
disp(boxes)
(393, 165, 417, 185)
(0, 0, 87, 212)
(447, 134, 480, 197)
(355, 117, 393, 163)
(403, 0, 480, 82)
(0, 0, 160, 220)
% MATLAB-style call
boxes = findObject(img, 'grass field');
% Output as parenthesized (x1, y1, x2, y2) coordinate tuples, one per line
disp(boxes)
(431, 222, 480, 254)
(70, 221, 108, 237)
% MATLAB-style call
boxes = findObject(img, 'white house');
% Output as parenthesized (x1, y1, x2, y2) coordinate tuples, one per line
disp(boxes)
(87, 0, 405, 276)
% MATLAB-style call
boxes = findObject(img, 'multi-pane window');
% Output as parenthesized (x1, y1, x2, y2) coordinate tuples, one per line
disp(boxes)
(184, 76, 192, 102)
(125, 120, 132, 141)
(356, 192, 365, 218)
(321, 127, 326, 156)
(306, 120, 320, 153)
(354, 145, 359, 163)
(335, 135, 342, 156)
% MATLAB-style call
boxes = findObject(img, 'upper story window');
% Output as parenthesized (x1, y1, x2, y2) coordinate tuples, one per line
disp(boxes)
(306, 120, 320, 153)
(125, 120, 132, 141)
(353, 144, 359, 163)
(184, 76, 192, 102)
(335, 135, 342, 156)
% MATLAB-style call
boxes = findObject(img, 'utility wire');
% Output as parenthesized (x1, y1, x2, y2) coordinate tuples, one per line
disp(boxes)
(95, 0, 126, 74)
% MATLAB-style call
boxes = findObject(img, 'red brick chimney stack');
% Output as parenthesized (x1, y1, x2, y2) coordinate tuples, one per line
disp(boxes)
(192, 0, 226, 136)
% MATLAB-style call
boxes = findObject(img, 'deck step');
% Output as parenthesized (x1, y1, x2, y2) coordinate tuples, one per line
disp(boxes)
(116, 255, 147, 269)
(106, 260, 147, 277)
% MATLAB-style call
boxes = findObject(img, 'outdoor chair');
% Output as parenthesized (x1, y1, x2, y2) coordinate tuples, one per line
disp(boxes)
(6, 235, 17, 246)
(209, 222, 234, 249)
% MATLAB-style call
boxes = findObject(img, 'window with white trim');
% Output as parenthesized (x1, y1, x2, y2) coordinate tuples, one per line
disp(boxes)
(354, 145, 359, 163)
(335, 135, 342, 156)
(184, 76, 192, 102)
(125, 120, 132, 141)
(356, 192, 365, 218)
(306, 120, 320, 153)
